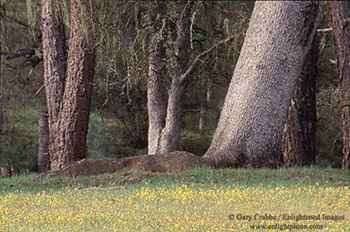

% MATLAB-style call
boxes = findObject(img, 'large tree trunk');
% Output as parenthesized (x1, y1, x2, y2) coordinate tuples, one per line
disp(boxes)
(41, 0, 67, 161)
(282, 39, 318, 166)
(204, 2, 320, 168)
(147, 1, 167, 154)
(38, 101, 50, 172)
(158, 2, 192, 153)
(330, 2, 350, 169)
(51, 0, 96, 170)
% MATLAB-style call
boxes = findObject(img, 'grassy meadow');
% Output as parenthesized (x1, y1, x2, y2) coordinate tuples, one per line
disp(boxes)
(1, 167, 349, 231)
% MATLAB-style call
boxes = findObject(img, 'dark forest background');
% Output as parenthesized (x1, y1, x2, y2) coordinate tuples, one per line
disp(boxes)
(0, 1, 342, 173)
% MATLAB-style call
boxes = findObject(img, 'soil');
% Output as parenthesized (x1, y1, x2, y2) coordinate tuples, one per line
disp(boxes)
(43, 151, 217, 177)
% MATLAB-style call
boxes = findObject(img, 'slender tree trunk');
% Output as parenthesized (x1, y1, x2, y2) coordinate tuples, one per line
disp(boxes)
(0, 94, 3, 133)
(38, 101, 50, 172)
(51, 0, 96, 170)
(330, 1, 350, 169)
(282, 39, 318, 166)
(204, 2, 320, 168)
(199, 75, 208, 133)
(147, 1, 167, 154)
(158, 2, 193, 153)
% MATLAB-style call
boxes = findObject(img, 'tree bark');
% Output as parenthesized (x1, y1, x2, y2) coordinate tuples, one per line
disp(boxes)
(51, 0, 96, 170)
(204, 1, 320, 168)
(158, 2, 193, 153)
(282, 39, 318, 166)
(41, 0, 67, 161)
(147, 1, 167, 154)
(38, 101, 50, 172)
(330, 1, 350, 169)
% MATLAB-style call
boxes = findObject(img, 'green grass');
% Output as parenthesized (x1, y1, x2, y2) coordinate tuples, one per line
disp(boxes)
(1, 167, 349, 231)
(2, 166, 348, 193)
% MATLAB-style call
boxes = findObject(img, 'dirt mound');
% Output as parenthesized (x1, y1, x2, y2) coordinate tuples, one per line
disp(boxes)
(44, 151, 216, 177)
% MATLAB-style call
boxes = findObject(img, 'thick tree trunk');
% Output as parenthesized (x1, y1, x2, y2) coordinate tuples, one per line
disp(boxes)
(158, 2, 192, 153)
(147, 1, 167, 154)
(330, 2, 350, 169)
(282, 39, 318, 166)
(38, 102, 50, 172)
(51, 0, 95, 170)
(204, 2, 320, 168)
(41, 0, 67, 160)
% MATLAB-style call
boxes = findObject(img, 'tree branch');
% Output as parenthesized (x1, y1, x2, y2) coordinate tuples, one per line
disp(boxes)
(317, 28, 332, 33)
(180, 36, 234, 83)
(4, 48, 42, 61)
(0, 13, 30, 28)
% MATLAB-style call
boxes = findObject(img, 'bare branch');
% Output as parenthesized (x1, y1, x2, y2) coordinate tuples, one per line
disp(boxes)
(0, 13, 30, 28)
(180, 36, 235, 83)
(329, 59, 337, 65)
(317, 28, 332, 33)
(33, 84, 45, 98)
(4, 48, 42, 60)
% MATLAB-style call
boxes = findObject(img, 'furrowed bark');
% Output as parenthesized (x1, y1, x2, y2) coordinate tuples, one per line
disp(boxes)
(282, 38, 318, 166)
(51, 0, 95, 170)
(41, 0, 67, 167)
(330, 1, 350, 169)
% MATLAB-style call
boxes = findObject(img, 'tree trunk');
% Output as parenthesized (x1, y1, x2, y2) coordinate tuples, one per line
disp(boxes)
(51, 0, 96, 170)
(38, 101, 50, 172)
(0, 94, 3, 133)
(282, 39, 318, 166)
(330, 1, 350, 169)
(199, 75, 208, 133)
(41, 0, 67, 160)
(204, 1, 320, 168)
(147, 1, 167, 154)
(158, 2, 192, 153)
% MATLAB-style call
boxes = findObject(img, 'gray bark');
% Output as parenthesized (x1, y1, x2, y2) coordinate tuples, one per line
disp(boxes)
(147, 1, 167, 154)
(204, 1, 320, 168)
(158, 2, 193, 153)
(0, 166, 11, 178)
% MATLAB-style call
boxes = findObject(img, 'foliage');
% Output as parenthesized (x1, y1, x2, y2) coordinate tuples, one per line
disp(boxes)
(87, 112, 147, 159)
(180, 130, 211, 156)
(0, 100, 39, 172)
